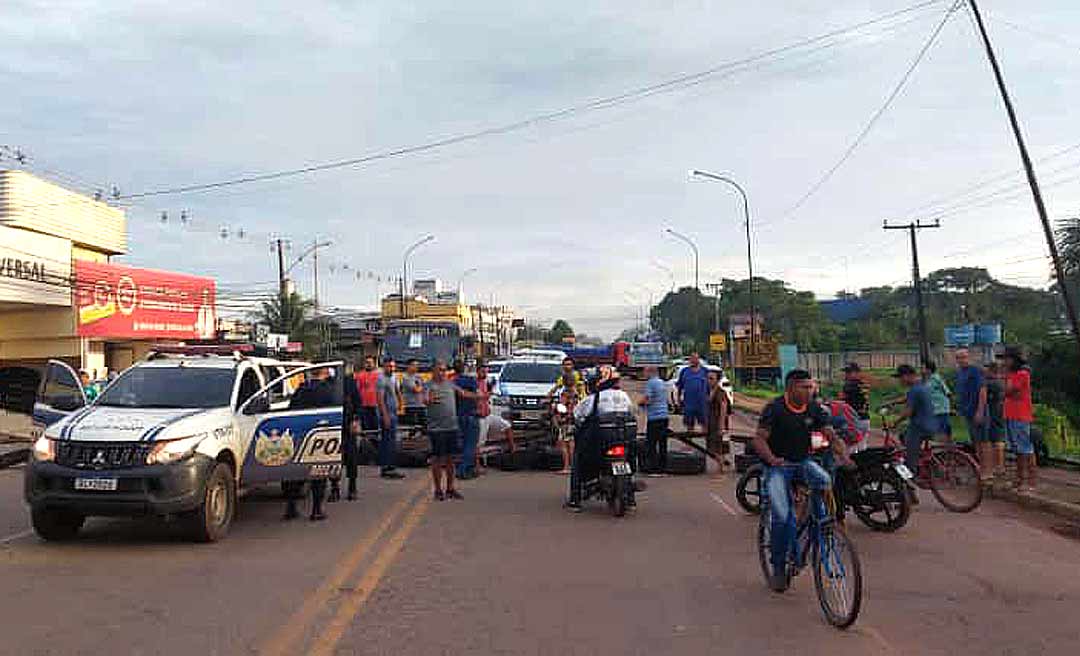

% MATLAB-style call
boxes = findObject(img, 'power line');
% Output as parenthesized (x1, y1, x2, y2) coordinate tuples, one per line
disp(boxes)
(114, 1, 947, 200)
(761, 0, 962, 229)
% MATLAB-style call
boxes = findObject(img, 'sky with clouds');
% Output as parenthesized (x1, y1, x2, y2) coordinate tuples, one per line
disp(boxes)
(2, 0, 1077, 337)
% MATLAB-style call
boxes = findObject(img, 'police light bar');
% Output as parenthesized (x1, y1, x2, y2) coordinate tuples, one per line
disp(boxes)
(147, 343, 254, 359)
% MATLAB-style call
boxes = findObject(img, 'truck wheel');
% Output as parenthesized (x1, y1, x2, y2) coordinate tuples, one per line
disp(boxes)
(31, 506, 85, 541)
(184, 462, 236, 543)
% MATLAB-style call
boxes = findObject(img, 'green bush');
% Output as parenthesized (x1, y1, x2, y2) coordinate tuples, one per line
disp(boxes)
(1035, 404, 1080, 459)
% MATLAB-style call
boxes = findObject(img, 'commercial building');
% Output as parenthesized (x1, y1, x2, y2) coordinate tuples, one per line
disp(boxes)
(0, 170, 216, 377)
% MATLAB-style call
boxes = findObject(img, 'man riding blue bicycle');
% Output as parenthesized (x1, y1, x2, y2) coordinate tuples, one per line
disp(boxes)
(751, 369, 850, 592)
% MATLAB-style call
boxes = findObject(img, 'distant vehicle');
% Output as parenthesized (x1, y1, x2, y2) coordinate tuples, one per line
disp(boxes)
(666, 361, 733, 413)
(626, 341, 668, 378)
(383, 320, 468, 374)
(25, 349, 333, 543)
(492, 359, 563, 430)
(553, 342, 630, 369)
(512, 348, 567, 363)
(485, 359, 509, 388)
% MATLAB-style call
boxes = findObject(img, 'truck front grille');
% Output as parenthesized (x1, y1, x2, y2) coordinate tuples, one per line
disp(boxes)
(55, 442, 153, 469)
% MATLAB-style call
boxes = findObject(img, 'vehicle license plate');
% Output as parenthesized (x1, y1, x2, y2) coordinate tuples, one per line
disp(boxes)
(522, 410, 543, 420)
(611, 461, 632, 475)
(74, 477, 118, 491)
(892, 464, 914, 480)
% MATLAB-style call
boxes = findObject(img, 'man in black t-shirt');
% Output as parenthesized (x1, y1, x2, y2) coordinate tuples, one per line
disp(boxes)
(751, 369, 844, 593)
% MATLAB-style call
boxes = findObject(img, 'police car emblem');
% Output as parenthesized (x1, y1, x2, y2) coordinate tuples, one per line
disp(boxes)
(254, 428, 294, 466)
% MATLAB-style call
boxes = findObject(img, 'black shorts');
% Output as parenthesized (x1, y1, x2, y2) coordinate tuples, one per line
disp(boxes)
(428, 430, 460, 458)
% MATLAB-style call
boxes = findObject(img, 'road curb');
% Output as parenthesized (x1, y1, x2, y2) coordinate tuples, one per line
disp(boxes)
(989, 485, 1080, 522)
(732, 392, 1080, 523)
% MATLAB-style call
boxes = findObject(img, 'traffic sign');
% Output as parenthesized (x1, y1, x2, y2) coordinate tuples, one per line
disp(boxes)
(734, 337, 780, 368)
(709, 333, 727, 353)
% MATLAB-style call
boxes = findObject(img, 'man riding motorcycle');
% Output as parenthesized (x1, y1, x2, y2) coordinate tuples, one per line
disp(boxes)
(565, 366, 635, 512)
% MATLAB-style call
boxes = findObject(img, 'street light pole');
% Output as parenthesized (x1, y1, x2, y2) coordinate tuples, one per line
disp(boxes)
(690, 170, 756, 347)
(457, 267, 479, 301)
(401, 235, 435, 319)
(651, 260, 676, 292)
(664, 227, 699, 291)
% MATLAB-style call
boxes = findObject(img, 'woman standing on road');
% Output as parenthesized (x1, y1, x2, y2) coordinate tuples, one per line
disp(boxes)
(706, 371, 731, 470)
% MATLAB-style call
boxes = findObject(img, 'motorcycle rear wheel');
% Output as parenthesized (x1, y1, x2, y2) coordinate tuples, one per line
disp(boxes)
(852, 469, 910, 532)
(609, 476, 627, 518)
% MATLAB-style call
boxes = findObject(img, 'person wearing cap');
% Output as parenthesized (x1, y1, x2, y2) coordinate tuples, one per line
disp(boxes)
(893, 363, 938, 487)
(566, 367, 635, 512)
(998, 347, 1036, 491)
(840, 363, 870, 439)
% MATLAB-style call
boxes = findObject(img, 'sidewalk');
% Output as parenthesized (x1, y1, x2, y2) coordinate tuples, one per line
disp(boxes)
(732, 392, 1080, 522)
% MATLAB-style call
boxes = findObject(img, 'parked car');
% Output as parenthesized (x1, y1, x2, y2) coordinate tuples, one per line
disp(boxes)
(492, 359, 562, 431)
(666, 361, 733, 413)
(24, 349, 328, 542)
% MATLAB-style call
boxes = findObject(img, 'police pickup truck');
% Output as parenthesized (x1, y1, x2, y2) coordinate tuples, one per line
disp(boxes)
(25, 349, 344, 542)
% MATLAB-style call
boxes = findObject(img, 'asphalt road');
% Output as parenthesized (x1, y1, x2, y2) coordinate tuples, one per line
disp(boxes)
(1, 407, 1078, 655)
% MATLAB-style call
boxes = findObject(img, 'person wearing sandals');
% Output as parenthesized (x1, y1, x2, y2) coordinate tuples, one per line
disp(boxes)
(997, 347, 1036, 492)
(425, 361, 464, 501)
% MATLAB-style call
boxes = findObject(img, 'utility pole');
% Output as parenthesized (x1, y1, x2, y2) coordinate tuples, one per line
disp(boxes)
(885, 220, 941, 366)
(704, 282, 722, 333)
(312, 239, 320, 312)
(968, 0, 1080, 359)
(275, 239, 287, 300)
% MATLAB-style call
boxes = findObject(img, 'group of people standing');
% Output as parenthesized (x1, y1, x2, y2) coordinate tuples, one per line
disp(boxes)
(347, 356, 509, 502)
(889, 345, 1035, 491)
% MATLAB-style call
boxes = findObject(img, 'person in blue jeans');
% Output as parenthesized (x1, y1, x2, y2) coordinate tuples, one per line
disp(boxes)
(751, 369, 843, 593)
(637, 365, 669, 475)
(453, 361, 485, 480)
(676, 352, 709, 432)
(375, 359, 405, 480)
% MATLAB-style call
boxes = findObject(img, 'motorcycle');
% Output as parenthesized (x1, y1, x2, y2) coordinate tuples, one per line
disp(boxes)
(833, 446, 912, 532)
(577, 413, 637, 517)
(735, 437, 911, 532)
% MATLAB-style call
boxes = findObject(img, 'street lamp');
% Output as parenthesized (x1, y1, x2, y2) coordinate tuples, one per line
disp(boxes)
(457, 267, 479, 300)
(663, 227, 699, 291)
(690, 169, 755, 347)
(401, 234, 435, 318)
(650, 260, 676, 292)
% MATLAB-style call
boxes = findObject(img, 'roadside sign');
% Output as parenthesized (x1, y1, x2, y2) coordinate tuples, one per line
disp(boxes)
(734, 337, 780, 368)
(709, 333, 727, 353)
(266, 333, 288, 349)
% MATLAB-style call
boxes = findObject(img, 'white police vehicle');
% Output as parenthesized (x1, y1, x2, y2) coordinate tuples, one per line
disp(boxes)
(25, 348, 343, 542)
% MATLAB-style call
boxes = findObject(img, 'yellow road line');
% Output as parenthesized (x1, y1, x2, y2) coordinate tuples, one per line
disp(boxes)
(307, 493, 432, 656)
(259, 478, 427, 656)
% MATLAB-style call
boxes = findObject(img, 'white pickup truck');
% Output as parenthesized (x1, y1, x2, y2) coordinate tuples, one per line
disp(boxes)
(24, 350, 344, 542)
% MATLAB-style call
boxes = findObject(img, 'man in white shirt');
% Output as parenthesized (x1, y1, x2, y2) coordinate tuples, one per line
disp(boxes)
(566, 368, 635, 512)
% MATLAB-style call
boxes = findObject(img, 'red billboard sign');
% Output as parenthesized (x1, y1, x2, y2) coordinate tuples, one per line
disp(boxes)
(75, 260, 216, 339)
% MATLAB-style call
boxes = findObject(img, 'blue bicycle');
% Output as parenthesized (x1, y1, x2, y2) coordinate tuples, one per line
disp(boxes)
(757, 468, 863, 629)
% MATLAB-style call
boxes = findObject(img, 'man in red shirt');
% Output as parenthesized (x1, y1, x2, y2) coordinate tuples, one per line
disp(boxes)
(998, 347, 1035, 492)
(354, 356, 381, 436)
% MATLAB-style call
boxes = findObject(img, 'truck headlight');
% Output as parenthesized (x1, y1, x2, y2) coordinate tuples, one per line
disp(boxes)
(32, 436, 56, 462)
(146, 434, 205, 465)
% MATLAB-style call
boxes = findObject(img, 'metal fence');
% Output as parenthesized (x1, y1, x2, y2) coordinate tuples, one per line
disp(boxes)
(798, 344, 997, 382)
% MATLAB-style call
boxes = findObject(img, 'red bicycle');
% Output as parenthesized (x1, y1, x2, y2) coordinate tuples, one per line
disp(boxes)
(880, 410, 983, 513)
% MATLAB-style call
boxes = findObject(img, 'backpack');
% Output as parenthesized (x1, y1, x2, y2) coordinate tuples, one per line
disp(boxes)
(826, 400, 864, 446)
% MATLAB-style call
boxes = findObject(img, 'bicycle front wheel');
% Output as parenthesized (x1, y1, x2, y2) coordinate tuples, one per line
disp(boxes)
(812, 525, 862, 629)
(928, 448, 983, 513)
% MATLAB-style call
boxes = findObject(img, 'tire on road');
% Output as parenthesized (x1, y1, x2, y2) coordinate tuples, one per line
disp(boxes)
(183, 461, 236, 543)
(31, 506, 85, 542)
(609, 476, 627, 518)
